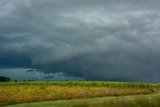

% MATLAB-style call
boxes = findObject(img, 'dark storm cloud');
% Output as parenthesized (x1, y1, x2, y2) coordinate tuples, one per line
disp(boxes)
(1, 0, 160, 82)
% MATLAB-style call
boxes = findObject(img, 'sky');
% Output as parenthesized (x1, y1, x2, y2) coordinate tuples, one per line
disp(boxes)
(0, 0, 160, 82)
(0, 68, 84, 81)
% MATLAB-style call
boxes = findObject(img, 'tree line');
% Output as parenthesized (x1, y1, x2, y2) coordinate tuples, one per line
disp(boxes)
(0, 75, 11, 82)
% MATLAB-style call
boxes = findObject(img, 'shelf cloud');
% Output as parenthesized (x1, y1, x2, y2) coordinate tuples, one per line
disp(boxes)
(0, 0, 160, 82)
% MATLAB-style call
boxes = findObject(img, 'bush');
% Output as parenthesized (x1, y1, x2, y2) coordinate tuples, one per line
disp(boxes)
(0, 76, 11, 82)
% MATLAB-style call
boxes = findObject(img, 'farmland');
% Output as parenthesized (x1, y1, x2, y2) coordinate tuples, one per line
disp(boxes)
(0, 81, 159, 106)
(6, 93, 160, 107)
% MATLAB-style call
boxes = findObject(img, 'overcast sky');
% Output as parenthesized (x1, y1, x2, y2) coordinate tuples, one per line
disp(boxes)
(0, 0, 160, 82)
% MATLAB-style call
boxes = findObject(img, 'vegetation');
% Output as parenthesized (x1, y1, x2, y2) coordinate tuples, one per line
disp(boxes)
(0, 75, 11, 82)
(0, 81, 159, 106)
(6, 94, 160, 107)
(0, 81, 156, 88)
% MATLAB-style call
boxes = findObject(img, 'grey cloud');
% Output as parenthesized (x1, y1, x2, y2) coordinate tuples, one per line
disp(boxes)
(0, 0, 160, 82)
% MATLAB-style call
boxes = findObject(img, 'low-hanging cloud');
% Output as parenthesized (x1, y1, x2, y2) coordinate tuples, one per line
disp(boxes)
(1, 0, 160, 82)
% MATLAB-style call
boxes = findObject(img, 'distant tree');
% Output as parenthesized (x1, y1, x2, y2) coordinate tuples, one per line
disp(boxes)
(23, 79, 34, 82)
(0, 76, 11, 82)
(6, 77, 11, 82)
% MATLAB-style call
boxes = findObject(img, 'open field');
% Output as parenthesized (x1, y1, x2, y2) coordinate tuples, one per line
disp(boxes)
(6, 93, 160, 107)
(0, 81, 159, 106)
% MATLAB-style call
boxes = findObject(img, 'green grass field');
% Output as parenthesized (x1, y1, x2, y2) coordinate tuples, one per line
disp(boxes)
(6, 93, 160, 107)
(0, 81, 160, 107)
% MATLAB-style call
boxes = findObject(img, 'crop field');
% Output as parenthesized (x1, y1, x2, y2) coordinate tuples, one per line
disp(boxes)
(0, 81, 159, 106)
(6, 93, 160, 107)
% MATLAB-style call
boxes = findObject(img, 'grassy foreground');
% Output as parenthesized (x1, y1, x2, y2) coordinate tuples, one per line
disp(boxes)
(6, 93, 160, 107)
(0, 81, 158, 106)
